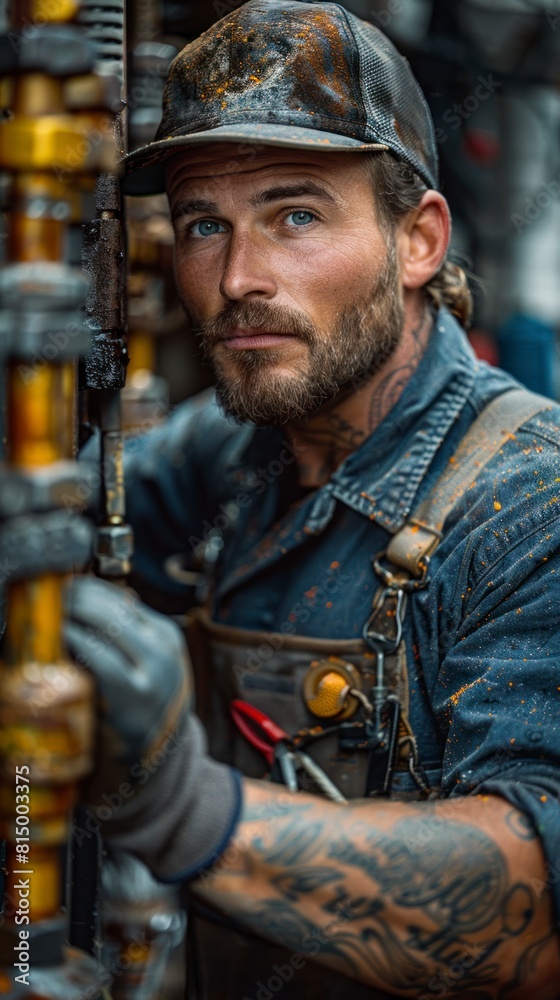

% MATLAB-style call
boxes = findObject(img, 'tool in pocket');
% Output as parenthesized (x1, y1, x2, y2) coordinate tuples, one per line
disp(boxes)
(230, 699, 347, 803)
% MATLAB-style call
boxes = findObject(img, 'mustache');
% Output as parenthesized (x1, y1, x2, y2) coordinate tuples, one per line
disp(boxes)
(196, 301, 317, 347)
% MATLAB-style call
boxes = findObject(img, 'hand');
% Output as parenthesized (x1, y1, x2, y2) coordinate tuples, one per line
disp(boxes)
(65, 575, 190, 764)
(64, 576, 242, 882)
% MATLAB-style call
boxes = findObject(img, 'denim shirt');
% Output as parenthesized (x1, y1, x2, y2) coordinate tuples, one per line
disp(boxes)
(124, 307, 560, 925)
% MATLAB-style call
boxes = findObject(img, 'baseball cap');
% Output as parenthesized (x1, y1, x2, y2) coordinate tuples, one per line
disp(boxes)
(122, 0, 438, 195)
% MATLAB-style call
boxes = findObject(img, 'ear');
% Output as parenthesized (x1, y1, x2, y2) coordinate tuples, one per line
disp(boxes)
(397, 191, 450, 290)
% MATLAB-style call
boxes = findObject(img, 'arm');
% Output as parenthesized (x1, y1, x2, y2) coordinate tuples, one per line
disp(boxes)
(120, 390, 252, 609)
(193, 779, 560, 998)
(58, 577, 560, 996)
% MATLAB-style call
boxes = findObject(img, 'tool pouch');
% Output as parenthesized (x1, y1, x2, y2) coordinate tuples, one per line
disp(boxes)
(188, 610, 419, 800)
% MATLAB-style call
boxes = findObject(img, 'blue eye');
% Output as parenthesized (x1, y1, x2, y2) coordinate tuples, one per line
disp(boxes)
(286, 211, 315, 227)
(189, 220, 226, 237)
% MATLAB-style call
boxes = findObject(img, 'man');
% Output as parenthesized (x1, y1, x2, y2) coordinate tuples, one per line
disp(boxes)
(61, 1, 560, 997)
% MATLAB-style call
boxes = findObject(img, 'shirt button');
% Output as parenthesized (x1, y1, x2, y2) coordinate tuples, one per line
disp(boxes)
(261, 610, 275, 627)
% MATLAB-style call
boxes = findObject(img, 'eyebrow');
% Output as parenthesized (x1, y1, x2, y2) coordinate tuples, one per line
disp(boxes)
(248, 182, 338, 208)
(171, 198, 219, 222)
(171, 181, 338, 222)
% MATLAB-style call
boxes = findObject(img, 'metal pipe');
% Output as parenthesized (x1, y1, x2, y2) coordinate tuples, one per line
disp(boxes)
(0, 0, 117, 992)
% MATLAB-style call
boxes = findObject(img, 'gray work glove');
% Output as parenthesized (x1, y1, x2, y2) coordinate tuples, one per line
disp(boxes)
(64, 576, 242, 883)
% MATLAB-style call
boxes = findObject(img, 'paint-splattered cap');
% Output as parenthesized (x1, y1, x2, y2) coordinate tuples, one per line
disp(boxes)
(122, 0, 438, 195)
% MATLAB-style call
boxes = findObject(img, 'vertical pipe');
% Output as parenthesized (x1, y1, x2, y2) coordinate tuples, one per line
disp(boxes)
(0, 0, 117, 991)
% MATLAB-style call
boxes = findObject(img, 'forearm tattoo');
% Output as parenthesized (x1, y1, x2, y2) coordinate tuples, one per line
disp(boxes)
(196, 792, 558, 997)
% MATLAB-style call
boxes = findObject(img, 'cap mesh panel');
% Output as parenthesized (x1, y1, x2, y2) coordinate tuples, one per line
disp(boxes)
(347, 15, 438, 188)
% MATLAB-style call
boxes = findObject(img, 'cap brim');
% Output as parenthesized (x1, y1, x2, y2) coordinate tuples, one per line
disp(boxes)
(122, 123, 389, 196)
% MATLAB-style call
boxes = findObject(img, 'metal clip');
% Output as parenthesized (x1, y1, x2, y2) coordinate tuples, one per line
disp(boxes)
(359, 566, 410, 797)
(363, 584, 406, 657)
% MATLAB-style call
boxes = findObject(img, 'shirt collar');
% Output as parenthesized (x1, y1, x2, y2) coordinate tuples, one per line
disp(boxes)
(329, 308, 478, 533)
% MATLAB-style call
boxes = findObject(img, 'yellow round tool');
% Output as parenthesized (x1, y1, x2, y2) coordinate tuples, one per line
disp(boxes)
(309, 672, 348, 717)
(302, 658, 362, 721)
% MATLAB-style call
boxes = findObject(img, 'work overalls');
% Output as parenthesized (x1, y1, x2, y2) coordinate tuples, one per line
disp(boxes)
(184, 387, 547, 1000)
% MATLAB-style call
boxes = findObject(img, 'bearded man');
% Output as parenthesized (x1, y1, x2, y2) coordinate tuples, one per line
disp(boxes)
(58, 2, 560, 997)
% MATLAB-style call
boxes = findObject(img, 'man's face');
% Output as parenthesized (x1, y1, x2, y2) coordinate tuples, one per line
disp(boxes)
(166, 145, 404, 426)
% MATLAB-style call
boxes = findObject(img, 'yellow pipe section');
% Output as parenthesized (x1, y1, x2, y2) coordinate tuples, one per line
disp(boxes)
(0, 67, 94, 931)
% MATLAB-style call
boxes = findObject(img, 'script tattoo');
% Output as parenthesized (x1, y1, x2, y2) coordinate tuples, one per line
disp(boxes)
(196, 795, 557, 996)
(293, 409, 366, 482)
(324, 819, 539, 991)
(368, 305, 432, 430)
(505, 809, 537, 842)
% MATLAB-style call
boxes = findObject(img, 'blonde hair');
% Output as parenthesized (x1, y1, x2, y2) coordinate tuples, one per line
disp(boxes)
(364, 153, 473, 329)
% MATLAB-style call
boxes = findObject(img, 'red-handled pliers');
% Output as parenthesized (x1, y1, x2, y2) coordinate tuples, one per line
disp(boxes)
(230, 699, 347, 803)
(230, 699, 299, 791)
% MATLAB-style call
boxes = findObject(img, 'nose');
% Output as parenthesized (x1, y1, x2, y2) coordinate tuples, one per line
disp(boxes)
(219, 231, 277, 302)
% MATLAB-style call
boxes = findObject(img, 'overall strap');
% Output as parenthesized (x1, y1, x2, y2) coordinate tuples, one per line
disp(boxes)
(364, 388, 550, 795)
(386, 388, 551, 578)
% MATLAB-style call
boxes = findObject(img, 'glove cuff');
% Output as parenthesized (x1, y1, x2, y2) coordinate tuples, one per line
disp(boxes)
(158, 762, 243, 884)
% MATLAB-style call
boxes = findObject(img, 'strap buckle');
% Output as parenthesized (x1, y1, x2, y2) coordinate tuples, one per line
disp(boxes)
(373, 549, 431, 593)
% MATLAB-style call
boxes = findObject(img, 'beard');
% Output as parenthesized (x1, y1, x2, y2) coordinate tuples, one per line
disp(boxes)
(190, 238, 404, 427)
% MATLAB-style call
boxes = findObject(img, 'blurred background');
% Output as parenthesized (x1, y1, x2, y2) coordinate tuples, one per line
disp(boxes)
(122, 0, 560, 425)
(0, 3, 559, 997)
